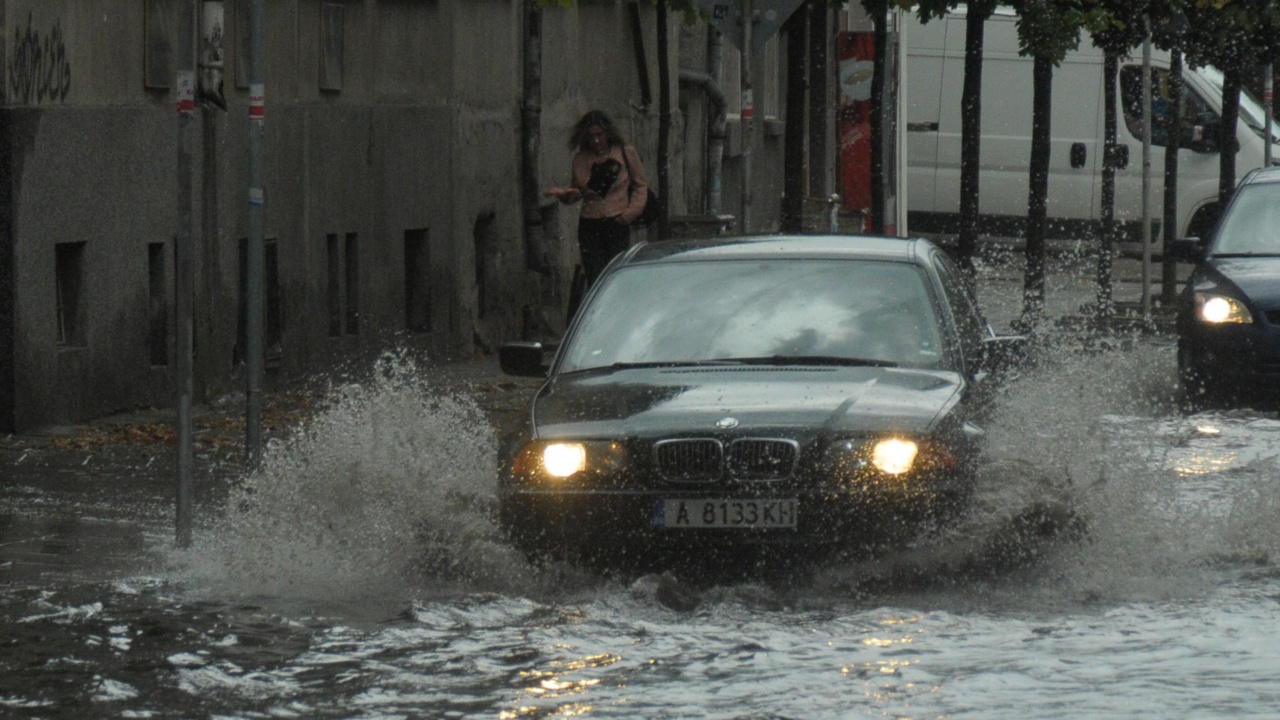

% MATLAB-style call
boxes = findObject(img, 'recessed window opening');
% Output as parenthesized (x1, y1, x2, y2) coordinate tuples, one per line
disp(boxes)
(326, 231, 359, 337)
(235, 237, 284, 364)
(404, 229, 432, 333)
(55, 242, 86, 347)
(148, 242, 168, 366)
(327, 233, 342, 336)
(344, 233, 359, 335)
(474, 213, 495, 320)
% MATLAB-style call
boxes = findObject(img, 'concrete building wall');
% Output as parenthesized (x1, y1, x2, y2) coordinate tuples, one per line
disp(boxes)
(0, 0, 795, 432)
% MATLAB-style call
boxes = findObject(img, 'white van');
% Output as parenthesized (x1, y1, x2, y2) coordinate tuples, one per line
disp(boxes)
(904, 6, 1277, 246)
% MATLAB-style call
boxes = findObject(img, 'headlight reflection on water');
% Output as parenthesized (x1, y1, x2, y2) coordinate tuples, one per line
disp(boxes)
(502, 653, 620, 719)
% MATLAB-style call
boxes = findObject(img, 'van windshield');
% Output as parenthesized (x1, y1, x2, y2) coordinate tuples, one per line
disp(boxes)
(1199, 65, 1280, 143)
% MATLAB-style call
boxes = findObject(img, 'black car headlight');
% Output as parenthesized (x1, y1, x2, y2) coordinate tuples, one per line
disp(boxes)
(510, 440, 629, 485)
(823, 437, 956, 479)
(1195, 293, 1253, 325)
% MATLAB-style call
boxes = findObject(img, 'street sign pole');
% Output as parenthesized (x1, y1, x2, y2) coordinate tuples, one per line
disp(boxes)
(246, 0, 266, 470)
(1141, 16, 1152, 324)
(175, 0, 197, 548)
(741, 0, 753, 233)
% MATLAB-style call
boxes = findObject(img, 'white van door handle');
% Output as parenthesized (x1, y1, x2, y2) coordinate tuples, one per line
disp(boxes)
(1070, 142, 1087, 169)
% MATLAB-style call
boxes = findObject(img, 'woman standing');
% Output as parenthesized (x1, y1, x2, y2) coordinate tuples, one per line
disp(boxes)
(545, 110, 649, 290)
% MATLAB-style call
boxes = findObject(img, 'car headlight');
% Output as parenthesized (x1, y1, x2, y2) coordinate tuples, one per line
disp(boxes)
(823, 436, 955, 479)
(872, 438, 918, 475)
(1195, 293, 1252, 324)
(510, 440, 628, 484)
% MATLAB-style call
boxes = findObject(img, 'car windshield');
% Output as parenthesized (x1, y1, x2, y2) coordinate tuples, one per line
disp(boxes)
(559, 258, 947, 373)
(1212, 183, 1280, 255)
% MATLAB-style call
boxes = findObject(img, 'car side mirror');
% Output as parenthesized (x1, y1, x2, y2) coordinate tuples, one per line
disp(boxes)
(979, 335, 1028, 376)
(1169, 236, 1207, 263)
(499, 341, 550, 377)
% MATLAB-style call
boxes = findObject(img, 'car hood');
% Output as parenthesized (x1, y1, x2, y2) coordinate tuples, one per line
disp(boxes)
(530, 365, 963, 439)
(1206, 257, 1280, 307)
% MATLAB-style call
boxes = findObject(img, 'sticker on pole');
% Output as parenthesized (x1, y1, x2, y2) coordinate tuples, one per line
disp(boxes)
(249, 83, 265, 124)
(177, 72, 195, 116)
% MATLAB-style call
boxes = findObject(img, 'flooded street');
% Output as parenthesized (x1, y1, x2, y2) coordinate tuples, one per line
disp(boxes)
(5, 260, 1280, 719)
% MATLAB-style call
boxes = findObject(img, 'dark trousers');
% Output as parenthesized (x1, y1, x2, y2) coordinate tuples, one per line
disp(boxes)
(568, 217, 631, 323)
(578, 216, 631, 287)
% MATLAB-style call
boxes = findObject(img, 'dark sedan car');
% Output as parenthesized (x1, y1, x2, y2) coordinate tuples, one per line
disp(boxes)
(498, 235, 1024, 570)
(1176, 166, 1280, 403)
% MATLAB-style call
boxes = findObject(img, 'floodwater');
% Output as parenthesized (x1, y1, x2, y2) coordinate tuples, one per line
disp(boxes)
(4, 337, 1280, 718)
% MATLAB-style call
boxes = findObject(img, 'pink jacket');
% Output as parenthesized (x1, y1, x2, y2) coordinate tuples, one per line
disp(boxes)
(570, 144, 648, 223)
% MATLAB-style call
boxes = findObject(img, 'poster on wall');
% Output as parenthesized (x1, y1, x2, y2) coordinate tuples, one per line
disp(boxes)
(837, 28, 900, 235)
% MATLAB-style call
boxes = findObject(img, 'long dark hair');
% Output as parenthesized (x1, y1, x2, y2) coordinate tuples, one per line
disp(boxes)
(569, 110, 626, 152)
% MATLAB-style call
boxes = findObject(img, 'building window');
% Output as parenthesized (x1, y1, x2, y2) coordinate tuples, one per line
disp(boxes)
(265, 239, 282, 353)
(321, 3, 344, 91)
(148, 242, 169, 366)
(326, 232, 359, 337)
(145, 0, 176, 89)
(235, 237, 283, 364)
(344, 233, 359, 334)
(234, 0, 249, 89)
(327, 233, 342, 336)
(474, 213, 495, 320)
(404, 229, 431, 333)
(55, 242, 86, 347)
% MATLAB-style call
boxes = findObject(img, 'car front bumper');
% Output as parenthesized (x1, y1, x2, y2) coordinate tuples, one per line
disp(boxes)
(498, 481, 967, 567)
(1182, 321, 1280, 393)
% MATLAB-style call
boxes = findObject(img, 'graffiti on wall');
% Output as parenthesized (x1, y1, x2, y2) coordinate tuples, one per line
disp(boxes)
(8, 12, 72, 105)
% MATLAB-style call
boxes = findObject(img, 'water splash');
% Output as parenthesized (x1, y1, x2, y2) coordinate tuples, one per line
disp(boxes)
(174, 353, 535, 605)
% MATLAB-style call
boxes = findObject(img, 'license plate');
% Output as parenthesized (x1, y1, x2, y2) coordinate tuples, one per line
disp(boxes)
(653, 498, 798, 529)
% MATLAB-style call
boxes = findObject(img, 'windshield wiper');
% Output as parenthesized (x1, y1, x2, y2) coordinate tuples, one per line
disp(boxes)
(1211, 252, 1280, 258)
(731, 355, 899, 368)
(564, 359, 745, 375)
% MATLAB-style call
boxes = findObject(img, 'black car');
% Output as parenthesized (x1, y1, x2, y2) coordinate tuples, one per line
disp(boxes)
(1176, 166, 1280, 403)
(498, 235, 1024, 570)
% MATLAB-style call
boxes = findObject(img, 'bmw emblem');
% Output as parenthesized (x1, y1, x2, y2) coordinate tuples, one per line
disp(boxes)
(716, 417, 739, 429)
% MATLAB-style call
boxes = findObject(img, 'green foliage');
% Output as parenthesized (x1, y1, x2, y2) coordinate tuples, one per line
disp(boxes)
(1182, 0, 1280, 70)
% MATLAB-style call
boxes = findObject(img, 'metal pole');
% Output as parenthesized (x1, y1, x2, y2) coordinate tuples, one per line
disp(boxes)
(740, 0, 753, 233)
(1266, 64, 1273, 167)
(1140, 16, 1152, 323)
(246, 0, 266, 469)
(175, 0, 198, 548)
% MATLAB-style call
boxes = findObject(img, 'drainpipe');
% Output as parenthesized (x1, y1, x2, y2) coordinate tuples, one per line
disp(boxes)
(521, 0, 549, 275)
(681, 70, 727, 215)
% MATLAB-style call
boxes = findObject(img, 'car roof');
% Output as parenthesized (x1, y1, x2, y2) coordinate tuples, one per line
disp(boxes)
(618, 234, 936, 266)
(1240, 166, 1280, 187)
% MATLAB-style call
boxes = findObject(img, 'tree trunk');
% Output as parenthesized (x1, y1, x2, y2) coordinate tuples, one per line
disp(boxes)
(1161, 48, 1183, 308)
(1219, 66, 1241, 209)
(1022, 54, 1052, 327)
(781, 6, 808, 233)
(869, 6, 887, 234)
(1097, 52, 1117, 319)
(957, 8, 987, 272)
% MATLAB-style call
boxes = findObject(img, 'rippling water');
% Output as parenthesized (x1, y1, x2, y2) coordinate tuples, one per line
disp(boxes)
(5, 345, 1280, 719)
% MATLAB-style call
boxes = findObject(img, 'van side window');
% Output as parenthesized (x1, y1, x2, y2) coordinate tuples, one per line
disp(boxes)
(1120, 65, 1215, 148)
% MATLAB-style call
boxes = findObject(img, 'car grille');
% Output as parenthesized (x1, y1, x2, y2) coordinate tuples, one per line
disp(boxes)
(1265, 310, 1280, 326)
(654, 438, 798, 482)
